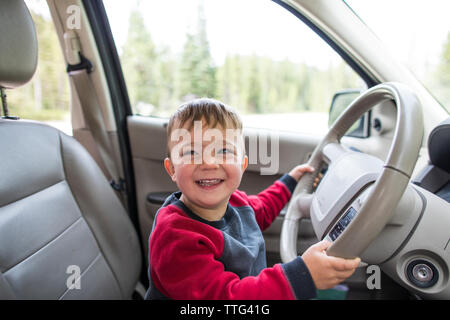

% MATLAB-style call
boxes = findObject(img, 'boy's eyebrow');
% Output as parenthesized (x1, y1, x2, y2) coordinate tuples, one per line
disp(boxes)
(175, 140, 238, 147)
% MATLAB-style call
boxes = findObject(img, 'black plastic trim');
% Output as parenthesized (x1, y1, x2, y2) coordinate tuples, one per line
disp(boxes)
(147, 192, 173, 206)
(66, 52, 93, 74)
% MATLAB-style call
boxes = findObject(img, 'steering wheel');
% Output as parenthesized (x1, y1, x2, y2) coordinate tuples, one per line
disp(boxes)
(280, 82, 424, 262)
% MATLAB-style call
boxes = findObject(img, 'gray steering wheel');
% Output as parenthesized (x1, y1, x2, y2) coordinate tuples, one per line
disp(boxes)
(280, 82, 424, 262)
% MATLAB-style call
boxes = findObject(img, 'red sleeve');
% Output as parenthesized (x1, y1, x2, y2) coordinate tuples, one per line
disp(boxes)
(231, 175, 295, 231)
(150, 205, 296, 300)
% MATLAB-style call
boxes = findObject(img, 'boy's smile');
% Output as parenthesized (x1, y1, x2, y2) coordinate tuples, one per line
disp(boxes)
(195, 178, 224, 189)
(164, 120, 248, 221)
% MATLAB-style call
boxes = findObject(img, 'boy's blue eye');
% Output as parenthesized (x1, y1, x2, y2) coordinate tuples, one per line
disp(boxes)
(218, 148, 234, 155)
(182, 150, 198, 156)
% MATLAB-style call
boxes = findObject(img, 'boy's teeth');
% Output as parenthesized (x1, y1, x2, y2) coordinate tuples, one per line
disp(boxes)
(197, 179, 222, 186)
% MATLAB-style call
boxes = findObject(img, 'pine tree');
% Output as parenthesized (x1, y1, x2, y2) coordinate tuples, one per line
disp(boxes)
(121, 9, 159, 111)
(178, 0, 216, 100)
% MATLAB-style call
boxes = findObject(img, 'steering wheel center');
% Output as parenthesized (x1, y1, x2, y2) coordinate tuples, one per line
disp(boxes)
(310, 145, 383, 240)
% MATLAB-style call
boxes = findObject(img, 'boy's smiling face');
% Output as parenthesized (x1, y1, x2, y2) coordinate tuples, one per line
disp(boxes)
(164, 119, 248, 220)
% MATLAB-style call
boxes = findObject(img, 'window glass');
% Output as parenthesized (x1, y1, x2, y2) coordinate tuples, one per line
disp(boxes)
(346, 0, 450, 113)
(104, 0, 365, 135)
(4, 0, 72, 135)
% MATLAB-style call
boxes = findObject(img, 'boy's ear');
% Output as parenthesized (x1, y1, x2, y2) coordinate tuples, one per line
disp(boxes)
(164, 158, 176, 182)
(241, 155, 248, 171)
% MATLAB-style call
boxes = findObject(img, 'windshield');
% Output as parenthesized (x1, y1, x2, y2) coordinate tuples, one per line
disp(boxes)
(345, 0, 450, 113)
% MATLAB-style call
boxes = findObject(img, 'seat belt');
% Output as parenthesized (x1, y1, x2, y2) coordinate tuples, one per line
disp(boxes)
(64, 31, 126, 203)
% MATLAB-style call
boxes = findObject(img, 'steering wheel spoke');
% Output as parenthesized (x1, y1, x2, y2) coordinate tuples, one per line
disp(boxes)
(322, 142, 350, 164)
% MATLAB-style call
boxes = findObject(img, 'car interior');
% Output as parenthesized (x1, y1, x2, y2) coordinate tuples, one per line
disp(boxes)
(0, 0, 449, 300)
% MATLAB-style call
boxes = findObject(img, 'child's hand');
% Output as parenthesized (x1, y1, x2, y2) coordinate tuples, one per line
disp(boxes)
(288, 164, 315, 182)
(302, 240, 361, 290)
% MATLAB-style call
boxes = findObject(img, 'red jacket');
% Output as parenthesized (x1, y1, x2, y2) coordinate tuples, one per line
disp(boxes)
(145, 174, 316, 300)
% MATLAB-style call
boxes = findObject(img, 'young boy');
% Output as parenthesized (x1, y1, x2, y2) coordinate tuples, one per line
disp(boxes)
(145, 98, 360, 300)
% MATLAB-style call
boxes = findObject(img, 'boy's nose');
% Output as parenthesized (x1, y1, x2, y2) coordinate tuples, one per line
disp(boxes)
(201, 152, 220, 167)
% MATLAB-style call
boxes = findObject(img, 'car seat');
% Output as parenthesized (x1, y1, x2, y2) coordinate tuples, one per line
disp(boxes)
(0, 0, 142, 299)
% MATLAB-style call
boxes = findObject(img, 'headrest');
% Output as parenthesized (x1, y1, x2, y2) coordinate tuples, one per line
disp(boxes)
(428, 116, 450, 173)
(0, 0, 38, 89)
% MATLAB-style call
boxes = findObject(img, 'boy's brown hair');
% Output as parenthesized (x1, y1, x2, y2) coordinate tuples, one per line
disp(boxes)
(166, 98, 243, 156)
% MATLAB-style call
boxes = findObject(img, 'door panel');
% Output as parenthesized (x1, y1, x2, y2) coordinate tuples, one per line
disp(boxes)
(127, 115, 321, 267)
(127, 116, 174, 260)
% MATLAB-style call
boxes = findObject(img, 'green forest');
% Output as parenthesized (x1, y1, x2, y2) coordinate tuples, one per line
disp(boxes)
(119, 8, 362, 117)
(5, 5, 450, 122)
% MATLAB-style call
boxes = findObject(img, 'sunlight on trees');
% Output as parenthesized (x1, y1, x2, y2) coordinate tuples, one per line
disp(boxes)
(120, 1, 364, 119)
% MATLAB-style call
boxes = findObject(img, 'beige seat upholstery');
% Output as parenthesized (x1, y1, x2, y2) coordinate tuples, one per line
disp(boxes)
(0, 0, 141, 299)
